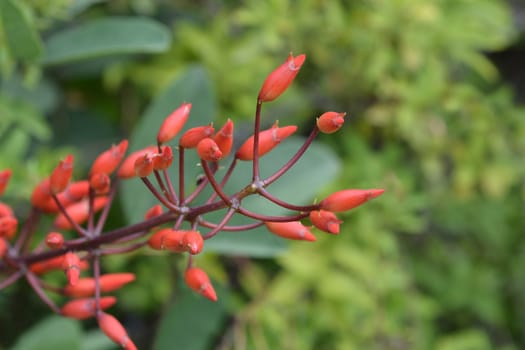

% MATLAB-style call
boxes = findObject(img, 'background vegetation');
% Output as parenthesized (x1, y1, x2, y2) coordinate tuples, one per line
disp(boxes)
(1, 0, 525, 349)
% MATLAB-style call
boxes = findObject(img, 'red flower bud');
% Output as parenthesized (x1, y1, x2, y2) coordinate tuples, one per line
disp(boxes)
(0, 216, 18, 240)
(0, 238, 7, 258)
(320, 189, 385, 212)
(30, 178, 55, 212)
(197, 138, 223, 161)
(258, 53, 306, 103)
(264, 221, 316, 241)
(148, 228, 186, 252)
(90, 140, 128, 176)
(152, 146, 173, 171)
(179, 124, 215, 148)
(214, 119, 234, 157)
(35, 180, 91, 214)
(0, 202, 14, 217)
(316, 112, 346, 134)
(309, 210, 342, 234)
(90, 173, 111, 194)
(182, 231, 204, 255)
(117, 146, 157, 179)
(65, 180, 90, 201)
(98, 312, 137, 350)
(235, 123, 297, 161)
(157, 102, 192, 144)
(30, 255, 89, 275)
(62, 252, 81, 286)
(0, 169, 12, 196)
(64, 273, 136, 297)
(61, 296, 116, 320)
(54, 197, 108, 230)
(50, 155, 74, 194)
(144, 204, 163, 220)
(134, 153, 154, 178)
(45, 231, 64, 249)
(185, 267, 217, 302)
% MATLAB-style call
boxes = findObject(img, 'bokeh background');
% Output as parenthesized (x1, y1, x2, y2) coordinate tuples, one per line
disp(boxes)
(1, 0, 525, 349)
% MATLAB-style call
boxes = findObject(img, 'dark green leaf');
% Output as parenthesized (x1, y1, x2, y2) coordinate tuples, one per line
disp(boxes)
(42, 17, 171, 65)
(10, 316, 82, 350)
(0, 0, 43, 61)
(153, 285, 227, 350)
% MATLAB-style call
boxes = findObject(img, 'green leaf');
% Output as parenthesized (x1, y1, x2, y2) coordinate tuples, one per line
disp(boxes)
(153, 285, 227, 350)
(42, 17, 171, 65)
(0, 0, 43, 61)
(80, 330, 116, 350)
(10, 316, 82, 350)
(120, 65, 216, 224)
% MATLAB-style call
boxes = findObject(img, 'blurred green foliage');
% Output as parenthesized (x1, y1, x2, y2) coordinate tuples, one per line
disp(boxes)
(1, 0, 525, 349)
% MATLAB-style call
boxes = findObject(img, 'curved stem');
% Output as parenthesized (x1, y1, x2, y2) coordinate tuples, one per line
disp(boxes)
(93, 252, 101, 311)
(252, 101, 263, 182)
(141, 177, 179, 212)
(14, 208, 41, 252)
(162, 168, 178, 205)
(257, 188, 319, 212)
(198, 219, 264, 232)
(237, 207, 309, 222)
(0, 270, 23, 289)
(206, 157, 238, 204)
(201, 160, 232, 206)
(178, 147, 185, 202)
(101, 241, 148, 255)
(94, 180, 119, 236)
(202, 208, 236, 239)
(51, 194, 88, 237)
(263, 126, 319, 186)
(153, 170, 171, 202)
(26, 272, 60, 314)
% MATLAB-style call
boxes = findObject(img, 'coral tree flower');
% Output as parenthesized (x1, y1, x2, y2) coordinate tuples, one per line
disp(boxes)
(316, 112, 346, 134)
(157, 102, 191, 144)
(214, 119, 234, 157)
(90, 173, 111, 194)
(0, 216, 18, 240)
(98, 312, 137, 350)
(185, 267, 217, 302)
(61, 296, 116, 320)
(148, 228, 186, 252)
(0, 169, 12, 196)
(117, 146, 157, 179)
(134, 153, 154, 178)
(258, 53, 306, 103)
(152, 146, 173, 171)
(50, 155, 74, 194)
(182, 230, 204, 255)
(264, 221, 316, 241)
(197, 138, 223, 161)
(320, 189, 385, 212)
(64, 273, 136, 297)
(235, 123, 297, 161)
(90, 140, 128, 176)
(309, 210, 342, 234)
(62, 252, 81, 286)
(179, 124, 215, 148)
(45, 232, 64, 249)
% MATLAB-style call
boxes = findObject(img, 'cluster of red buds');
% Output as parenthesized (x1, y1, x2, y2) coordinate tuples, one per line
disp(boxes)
(0, 54, 384, 349)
